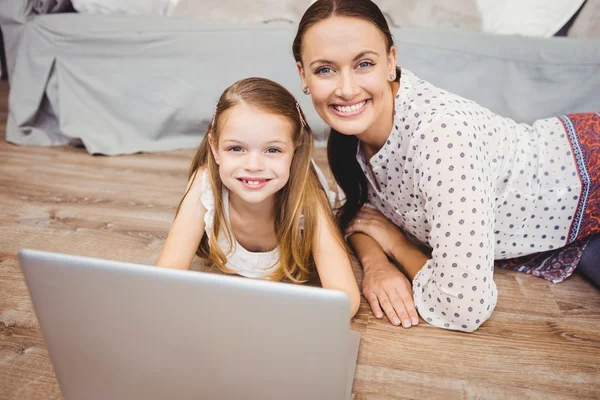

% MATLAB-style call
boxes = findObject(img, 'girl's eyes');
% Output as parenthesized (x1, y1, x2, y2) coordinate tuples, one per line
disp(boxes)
(226, 146, 281, 154)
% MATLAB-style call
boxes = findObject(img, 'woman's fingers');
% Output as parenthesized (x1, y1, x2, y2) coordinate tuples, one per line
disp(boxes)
(385, 285, 412, 328)
(396, 285, 419, 325)
(376, 292, 401, 326)
(363, 266, 418, 328)
(364, 292, 384, 319)
(359, 207, 385, 219)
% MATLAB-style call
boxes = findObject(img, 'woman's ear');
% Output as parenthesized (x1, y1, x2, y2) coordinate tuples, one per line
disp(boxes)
(297, 61, 310, 95)
(388, 46, 398, 76)
(208, 134, 220, 165)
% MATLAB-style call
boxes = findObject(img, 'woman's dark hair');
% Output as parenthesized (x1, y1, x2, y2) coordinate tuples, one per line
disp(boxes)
(292, 0, 399, 229)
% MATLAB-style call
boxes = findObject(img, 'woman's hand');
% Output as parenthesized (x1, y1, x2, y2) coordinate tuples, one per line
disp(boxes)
(346, 206, 408, 255)
(362, 259, 419, 328)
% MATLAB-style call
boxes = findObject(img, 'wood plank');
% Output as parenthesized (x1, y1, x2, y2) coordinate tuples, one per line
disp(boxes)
(1, 80, 599, 400)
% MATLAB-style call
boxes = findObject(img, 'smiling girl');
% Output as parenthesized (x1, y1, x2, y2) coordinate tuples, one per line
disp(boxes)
(157, 77, 360, 317)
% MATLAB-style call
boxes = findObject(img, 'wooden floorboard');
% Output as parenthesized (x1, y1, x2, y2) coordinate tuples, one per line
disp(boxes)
(0, 80, 599, 399)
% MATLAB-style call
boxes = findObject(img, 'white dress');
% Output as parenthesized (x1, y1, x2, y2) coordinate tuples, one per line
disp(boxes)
(200, 161, 333, 279)
(358, 68, 596, 332)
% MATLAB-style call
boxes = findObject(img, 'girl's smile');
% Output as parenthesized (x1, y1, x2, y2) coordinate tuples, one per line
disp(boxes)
(236, 177, 272, 190)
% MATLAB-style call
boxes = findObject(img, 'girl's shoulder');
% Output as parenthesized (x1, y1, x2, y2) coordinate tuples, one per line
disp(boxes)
(182, 166, 215, 231)
(193, 167, 218, 233)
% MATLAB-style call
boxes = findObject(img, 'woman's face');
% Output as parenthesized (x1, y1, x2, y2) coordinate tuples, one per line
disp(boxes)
(297, 16, 397, 138)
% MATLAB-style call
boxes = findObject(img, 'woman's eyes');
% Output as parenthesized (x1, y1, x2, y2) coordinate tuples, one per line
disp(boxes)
(315, 67, 333, 75)
(315, 61, 374, 75)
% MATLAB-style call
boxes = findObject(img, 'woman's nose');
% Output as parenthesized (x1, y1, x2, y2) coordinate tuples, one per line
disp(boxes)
(336, 71, 360, 100)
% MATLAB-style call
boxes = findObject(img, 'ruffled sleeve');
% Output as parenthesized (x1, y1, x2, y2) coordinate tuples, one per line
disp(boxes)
(199, 170, 215, 236)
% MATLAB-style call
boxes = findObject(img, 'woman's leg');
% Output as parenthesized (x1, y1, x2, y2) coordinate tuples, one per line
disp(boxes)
(578, 234, 600, 287)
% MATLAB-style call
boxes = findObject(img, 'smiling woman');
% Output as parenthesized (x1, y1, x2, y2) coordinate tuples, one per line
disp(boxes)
(292, 0, 600, 333)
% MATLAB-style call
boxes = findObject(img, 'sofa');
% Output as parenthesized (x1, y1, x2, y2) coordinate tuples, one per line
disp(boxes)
(1, 2, 599, 155)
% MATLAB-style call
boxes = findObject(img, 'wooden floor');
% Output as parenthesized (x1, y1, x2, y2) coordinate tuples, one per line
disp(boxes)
(0, 80, 599, 400)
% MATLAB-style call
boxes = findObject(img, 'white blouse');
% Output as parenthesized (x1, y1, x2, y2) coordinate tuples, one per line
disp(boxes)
(357, 68, 580, 332)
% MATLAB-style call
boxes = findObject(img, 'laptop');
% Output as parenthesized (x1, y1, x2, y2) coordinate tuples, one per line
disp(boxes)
(18, 249, 360, 400)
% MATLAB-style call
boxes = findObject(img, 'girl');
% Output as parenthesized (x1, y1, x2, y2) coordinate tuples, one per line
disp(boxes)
(292, 0, 600, 332)
(157, 77, 361, 318)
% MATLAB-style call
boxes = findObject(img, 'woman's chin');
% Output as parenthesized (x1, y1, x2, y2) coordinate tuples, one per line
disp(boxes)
(323, 108, 371, 137)
(327, 118, 369, 137)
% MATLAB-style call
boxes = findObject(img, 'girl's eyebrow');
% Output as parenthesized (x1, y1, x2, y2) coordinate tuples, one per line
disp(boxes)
(222, 139, 289, 146)
(309, 50, 379, 68)
(221, 139, 245, 145)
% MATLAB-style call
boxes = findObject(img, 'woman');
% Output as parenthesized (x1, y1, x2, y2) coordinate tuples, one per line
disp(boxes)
(291, 0, 600, 332)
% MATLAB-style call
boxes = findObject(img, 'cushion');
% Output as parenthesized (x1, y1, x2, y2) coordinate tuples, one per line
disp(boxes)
(476, 0, 586, 37)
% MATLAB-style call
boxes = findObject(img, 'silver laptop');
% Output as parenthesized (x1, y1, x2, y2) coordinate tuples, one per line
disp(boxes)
(18, 249, 360, 400)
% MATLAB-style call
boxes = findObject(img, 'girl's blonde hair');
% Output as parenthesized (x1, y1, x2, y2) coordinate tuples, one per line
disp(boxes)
(178, 77, 343, 283)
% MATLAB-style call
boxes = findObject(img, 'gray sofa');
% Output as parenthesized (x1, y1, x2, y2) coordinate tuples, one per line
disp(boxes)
(1, 3, 599, 155)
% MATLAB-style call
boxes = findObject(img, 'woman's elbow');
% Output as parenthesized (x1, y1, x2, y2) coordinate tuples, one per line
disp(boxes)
(415, 281, 498, 332)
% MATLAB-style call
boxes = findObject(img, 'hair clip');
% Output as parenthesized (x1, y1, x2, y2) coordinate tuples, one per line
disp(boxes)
(211, 103, 218, 128)
(296, 102, 306, 128)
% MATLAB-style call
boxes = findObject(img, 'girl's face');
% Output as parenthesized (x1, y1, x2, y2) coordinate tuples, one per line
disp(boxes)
(210, 104, 295, 205)
(297, 16, 397, 139)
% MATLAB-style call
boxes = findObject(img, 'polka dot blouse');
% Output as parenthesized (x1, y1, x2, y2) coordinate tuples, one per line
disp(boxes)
(356, 68, 582, 332)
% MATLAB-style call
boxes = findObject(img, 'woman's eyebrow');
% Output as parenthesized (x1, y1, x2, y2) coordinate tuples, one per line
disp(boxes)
(353, 50, 379, 61)
(309, 50, 380, 68)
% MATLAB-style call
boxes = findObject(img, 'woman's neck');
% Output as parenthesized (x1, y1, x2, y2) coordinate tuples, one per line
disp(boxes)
(358, 80, 400, 159)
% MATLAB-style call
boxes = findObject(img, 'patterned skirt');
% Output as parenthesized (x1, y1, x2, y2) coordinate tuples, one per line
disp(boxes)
(496, 112, 600, 283)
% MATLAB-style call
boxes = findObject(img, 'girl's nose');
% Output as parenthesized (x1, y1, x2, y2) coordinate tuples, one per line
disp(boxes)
(244, 152, 264, 171)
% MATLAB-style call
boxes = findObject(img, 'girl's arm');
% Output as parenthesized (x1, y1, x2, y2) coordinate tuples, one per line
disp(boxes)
(156, 168, 207, 270)
(312, 203, 361, 318)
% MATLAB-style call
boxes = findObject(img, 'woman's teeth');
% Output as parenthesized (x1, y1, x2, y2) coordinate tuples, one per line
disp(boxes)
(333, 101, 366, 113)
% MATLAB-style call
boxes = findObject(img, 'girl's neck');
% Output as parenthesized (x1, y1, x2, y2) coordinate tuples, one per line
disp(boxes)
(228, 192, 276, 223)
(228, 191, 278, 253)
(358, 80, 400, 160)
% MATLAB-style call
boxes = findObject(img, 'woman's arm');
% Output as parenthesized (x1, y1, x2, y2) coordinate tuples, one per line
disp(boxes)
(312, 204, 361, 318)
(156, 168, 207, 270)
(349, 233, 419, 328)
(347, 207, 430, 279)
(409, 117, 497, 332)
